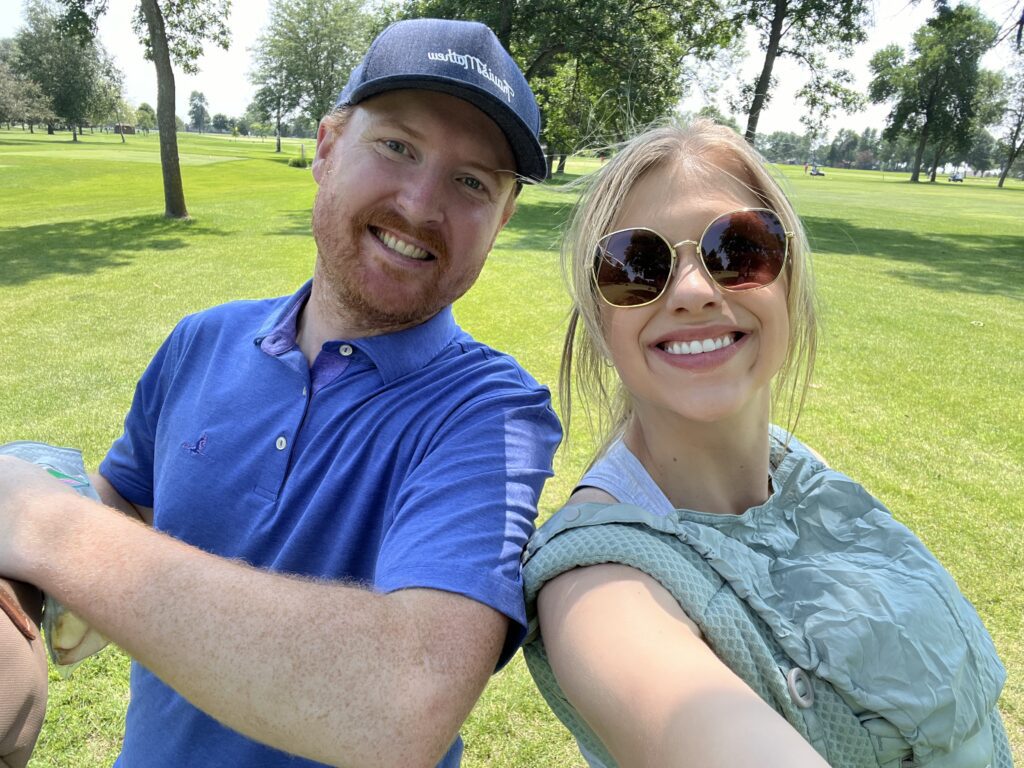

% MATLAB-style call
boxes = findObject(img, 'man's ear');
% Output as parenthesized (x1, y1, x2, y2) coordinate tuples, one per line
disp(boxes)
(312, 121, 336, 184)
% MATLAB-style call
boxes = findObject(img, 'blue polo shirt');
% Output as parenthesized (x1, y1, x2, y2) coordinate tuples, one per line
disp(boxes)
(100, 281, 561, 768)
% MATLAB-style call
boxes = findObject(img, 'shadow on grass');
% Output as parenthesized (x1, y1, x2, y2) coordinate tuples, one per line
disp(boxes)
(271, 209, 313, 237)
(503, 196, 576, 251)
(803, 215, 1024, 298)
(0, 215, 229, 287)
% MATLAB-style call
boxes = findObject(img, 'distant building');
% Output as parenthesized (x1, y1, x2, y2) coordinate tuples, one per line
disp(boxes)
(114, 123, 136, 135)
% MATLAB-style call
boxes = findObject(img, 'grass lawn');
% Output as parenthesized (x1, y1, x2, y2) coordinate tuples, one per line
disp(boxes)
(1, 128, 1021, 767)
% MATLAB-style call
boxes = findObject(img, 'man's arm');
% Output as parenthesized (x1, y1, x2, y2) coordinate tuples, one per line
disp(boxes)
(0, 457, 504, 768)
(90, 472, 153, 525)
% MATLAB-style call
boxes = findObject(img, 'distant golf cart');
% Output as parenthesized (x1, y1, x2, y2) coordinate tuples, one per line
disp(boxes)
(948, 172, 964, 182)
(809, 165, 825, 176)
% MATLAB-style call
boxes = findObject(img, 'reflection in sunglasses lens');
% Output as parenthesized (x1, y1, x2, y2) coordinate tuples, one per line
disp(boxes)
(596, 229, 672, 306)
(702, 211, 785, 289)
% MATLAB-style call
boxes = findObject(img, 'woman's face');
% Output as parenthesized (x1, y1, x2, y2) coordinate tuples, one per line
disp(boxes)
(599, 161, 790, 427)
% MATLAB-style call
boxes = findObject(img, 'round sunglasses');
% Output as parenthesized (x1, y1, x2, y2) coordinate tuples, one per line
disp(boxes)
(593, 208, 793, 308)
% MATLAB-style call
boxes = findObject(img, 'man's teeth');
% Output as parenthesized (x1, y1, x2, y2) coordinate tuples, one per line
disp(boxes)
(662, 334, 735, 355)
(377, 229, 431, 260)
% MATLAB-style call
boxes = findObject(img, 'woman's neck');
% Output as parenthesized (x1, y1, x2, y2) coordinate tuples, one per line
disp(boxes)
(623, 401, 773, 516)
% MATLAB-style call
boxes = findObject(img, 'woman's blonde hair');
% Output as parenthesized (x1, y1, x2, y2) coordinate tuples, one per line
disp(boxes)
(561, 118, 818, 454)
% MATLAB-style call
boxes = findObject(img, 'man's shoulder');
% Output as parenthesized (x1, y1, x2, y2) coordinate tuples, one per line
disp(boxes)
(445, 328, 548, 396)
(172, 294, 289, 342)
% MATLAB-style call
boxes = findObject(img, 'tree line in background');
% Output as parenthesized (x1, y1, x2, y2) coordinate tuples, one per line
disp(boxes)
(1, 0, 1022, 218)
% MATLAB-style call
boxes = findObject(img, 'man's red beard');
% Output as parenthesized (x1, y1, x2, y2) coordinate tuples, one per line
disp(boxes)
(311, 202, 463, 333)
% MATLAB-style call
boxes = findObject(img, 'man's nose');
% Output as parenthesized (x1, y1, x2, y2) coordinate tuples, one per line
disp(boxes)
(395, 167, 446, 225)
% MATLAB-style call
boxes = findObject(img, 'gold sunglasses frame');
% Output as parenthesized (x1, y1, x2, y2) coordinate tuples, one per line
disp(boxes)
(593, 207, 794, 309)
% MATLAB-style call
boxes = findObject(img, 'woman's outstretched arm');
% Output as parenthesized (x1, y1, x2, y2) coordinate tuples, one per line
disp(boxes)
(537, 563, 830, 768)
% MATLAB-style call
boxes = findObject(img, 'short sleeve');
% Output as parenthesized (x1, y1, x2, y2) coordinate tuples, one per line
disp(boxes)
(374, 383, 560, 668)
(99, 322, 188, 508)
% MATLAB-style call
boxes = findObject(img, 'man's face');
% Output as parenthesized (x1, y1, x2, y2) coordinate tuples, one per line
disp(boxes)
(310, 89, 519, 334)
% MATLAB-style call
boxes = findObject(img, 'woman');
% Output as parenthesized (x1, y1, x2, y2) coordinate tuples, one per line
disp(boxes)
(0, 578, 46, 768)
(522, 120, 1010, 768)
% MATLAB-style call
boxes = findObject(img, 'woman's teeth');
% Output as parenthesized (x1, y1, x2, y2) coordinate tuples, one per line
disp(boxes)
(661, 334, 735, 355)
(376, 229, 431, 260)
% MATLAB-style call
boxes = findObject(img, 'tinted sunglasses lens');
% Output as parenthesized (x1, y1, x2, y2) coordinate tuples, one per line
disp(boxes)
(595, 229, 673, 306)
(701, 210, 787, 289)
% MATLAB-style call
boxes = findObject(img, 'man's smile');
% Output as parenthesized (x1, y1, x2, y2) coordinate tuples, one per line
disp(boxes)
(371, 226, 436, 261)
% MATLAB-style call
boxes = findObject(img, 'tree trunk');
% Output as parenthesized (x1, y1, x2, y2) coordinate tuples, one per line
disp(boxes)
(275, 97, 282, 153)
(998, 123, 1023, 188)
(557, 154, 567, 174)
(72, 125, 78, 142)
(910, 122, 930, 183)
(744, 0, 788, 145)
(140, 0, 188, 219)
(495, 0, 514, 50)
(47, 122, 54, 135)
(928, 146, 941, 182)
(546, 153, 555, 178)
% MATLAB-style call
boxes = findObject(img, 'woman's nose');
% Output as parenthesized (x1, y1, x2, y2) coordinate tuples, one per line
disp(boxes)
(662, 243, 721, 312)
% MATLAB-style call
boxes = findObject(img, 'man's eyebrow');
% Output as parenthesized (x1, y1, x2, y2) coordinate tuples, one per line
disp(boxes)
(371, 113, 515, 180)
(371, 115, 426, 142)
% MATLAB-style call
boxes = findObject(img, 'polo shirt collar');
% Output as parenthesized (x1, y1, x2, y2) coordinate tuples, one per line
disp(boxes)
(254, 280, 458, 383)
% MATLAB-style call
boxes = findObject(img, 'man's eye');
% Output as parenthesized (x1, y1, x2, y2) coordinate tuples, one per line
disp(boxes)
(383, 139, 408, 155)
(461, 176, 484, 191)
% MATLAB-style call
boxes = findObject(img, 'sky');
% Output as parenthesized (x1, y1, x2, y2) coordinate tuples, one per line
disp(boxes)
(0, 0, 1019, 137)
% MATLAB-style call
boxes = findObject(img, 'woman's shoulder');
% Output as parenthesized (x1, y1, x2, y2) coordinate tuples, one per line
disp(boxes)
(566, 486, 619, 505)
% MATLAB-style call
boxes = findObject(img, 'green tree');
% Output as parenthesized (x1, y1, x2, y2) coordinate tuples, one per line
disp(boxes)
(959, 127, 997, 174)
(248, 84, 289, 152)
(211, 112, 229, 132)
(997, 56, 1024, 187)
(188, 90, 209, 131)
(869, 5, 998, 182)
(0, 54, 55, 131)
(55, 0, 232, 218)
(88, 51, 128, 139)
(391, 0, 737, 168)
(250, 0, 371, 131)
(756, 130, 811, 163)
(13, 0, 121, 141)
(737, 0, 871, 144)
(136, 101, 156, 134)
(826, 127, 859, 166)
(695, 104, 740, 133)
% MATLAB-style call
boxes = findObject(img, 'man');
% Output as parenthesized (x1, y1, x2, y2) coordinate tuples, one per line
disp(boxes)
(0, 18, 560, 768)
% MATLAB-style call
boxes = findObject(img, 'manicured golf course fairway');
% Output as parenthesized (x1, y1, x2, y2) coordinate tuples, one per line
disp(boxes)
(1, 127, 1021, 766)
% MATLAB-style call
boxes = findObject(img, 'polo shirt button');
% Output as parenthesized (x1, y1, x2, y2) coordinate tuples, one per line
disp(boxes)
(339, 344, 353, 357)
(275, 436, 287, 450)
(302, 387, 307, 397)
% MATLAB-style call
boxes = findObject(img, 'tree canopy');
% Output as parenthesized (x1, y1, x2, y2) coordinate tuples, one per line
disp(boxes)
(188, 90, 209, 131)
(389, 0, 738, 166)
(250, 0, 371, 131)
(738, 0, 872, 144)
(869, 5, 999, 182)
(13, 0, 124, 141)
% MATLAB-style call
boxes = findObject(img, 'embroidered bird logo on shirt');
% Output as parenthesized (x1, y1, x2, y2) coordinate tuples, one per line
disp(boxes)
(182, 433, 209, 456)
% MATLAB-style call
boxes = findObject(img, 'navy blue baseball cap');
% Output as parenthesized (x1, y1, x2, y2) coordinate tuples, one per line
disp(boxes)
(336, 18, 546, 182)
